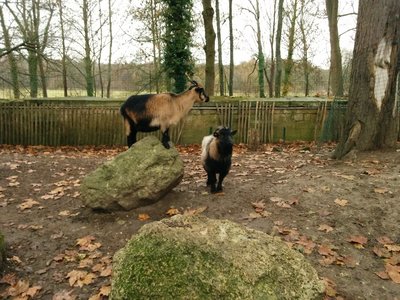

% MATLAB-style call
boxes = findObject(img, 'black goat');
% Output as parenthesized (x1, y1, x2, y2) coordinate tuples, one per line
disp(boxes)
(201, 126, 237, 193)
(120, 81, 209, 149)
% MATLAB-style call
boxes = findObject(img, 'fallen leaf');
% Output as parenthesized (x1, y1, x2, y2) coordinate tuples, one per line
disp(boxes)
(377, 236, 395, 245)
(76, 235, 101, 252)
(375, 271, 390, 280)
(0, 273, 17, 285)
(138, 213, 150, 221)
(346, 235, 368, 247)
(66, 270, 96, 287)
(183, 206, 208, 216)
(166, 207, 180, 216)
(385, 264, 400, 284)
(6, 279, 29, 297)
(334, 198, 348, 206)
(17, 198, 40, 210)
(374, 187, 388, 194)
(52, 289, 76, 300)
(385, 244, 400, 252)
(25, 285, 42, 297)
(373, 246, 392, 258)
(251, 200, 266, 212)
(318, 224, 334, 233)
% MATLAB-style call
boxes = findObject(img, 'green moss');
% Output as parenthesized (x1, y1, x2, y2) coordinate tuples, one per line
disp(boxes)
(111, 236, 276, 300)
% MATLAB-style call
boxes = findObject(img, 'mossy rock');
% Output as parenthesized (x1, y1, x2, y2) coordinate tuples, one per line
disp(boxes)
(0, 231, 5, 271)
(111, 215, 324, 299)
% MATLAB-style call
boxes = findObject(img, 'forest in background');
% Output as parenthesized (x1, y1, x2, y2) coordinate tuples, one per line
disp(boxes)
(0, 0, 356, 99)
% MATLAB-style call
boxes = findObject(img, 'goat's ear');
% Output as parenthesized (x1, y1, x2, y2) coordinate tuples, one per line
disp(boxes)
(231, 130, 237, 136)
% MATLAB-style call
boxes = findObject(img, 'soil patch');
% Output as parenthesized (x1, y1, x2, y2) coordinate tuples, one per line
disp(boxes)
(0, 143, 400, 299)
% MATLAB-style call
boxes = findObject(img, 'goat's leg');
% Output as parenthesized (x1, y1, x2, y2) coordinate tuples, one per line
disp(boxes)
(161, 128, 171, 149)
(127, 127, 137, 147)
(216, 170, 228, 192)
(125, 119, 137, 147)
(207, 171, 217, 193)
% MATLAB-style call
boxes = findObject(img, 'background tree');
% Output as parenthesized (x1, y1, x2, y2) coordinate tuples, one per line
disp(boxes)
(282, 0, 298, 96)
(228, 0, 234, 96)
(246, 0, 265, 98)
(82, 0, 94, 96)
(326, 0, 343, 97)
(274, 0, 284, 97)
(333, 0, 400, 159)
(57, 0, 68, 97)
(0, 5, 20, 99)
(215, 0, 224, 96)
(162, 0, 194, 93)
(201, 0, 215, 96)
(264, 0, 277, 98)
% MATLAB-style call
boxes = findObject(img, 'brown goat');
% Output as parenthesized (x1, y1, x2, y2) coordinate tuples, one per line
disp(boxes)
(120, 81, 209, 149)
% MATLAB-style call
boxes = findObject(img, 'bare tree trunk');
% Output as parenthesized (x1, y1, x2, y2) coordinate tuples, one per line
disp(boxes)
(202, 0, 216, 96)
(83, 0, 94, 96)
(265, 0, 277, 98)
(274, 0, 284, 97)
(106, 0, 113, 98)
(215, 0, 224, 96)
(326, 0, 344, 96)
(0, 6, 20, 99)
(228, 0, 234, 96)
(149, 0, 160, 93)
(57, 0, 68, 97)
(333, 0, 400, 159)
(282, 0, 298, 96)
(299, 0, 310, 96)
(254, 0, 265, 98)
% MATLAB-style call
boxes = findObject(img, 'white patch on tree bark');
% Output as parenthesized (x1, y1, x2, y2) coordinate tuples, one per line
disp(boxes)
(394, 74, 399, 118)
(374, 37, 392, 110)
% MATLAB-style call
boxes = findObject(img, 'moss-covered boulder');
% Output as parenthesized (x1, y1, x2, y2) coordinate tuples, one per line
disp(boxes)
(0, 231, 5, 271)
(80, 136, 184, 211)
(111, 215, 324, 299)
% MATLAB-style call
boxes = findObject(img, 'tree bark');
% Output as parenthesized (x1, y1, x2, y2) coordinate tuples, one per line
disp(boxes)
(274, 0, 284, 97)
(202, 0, 216, 96)
(228, 0, 234, 96)
(326, 0, 344, 96)
(215, 0, 224, 96)
(333, 0, 400, 159)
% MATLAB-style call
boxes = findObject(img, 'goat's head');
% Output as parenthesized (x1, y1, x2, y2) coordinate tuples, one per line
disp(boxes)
(189, 80, 210, 103)
(213, 126, 237, 144)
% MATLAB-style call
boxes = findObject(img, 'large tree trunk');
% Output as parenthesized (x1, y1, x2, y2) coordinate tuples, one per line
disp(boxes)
(274, 0, 284, 97)
(215, 0, 224, 96)
(228, 0, 234, 96)
(202, 0, 216, 96)
(326, 0, 344, 97)
(333, 0, 400, 159)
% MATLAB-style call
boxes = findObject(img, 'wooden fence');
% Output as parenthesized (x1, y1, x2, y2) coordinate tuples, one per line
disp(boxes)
(0, 99, 342, 146)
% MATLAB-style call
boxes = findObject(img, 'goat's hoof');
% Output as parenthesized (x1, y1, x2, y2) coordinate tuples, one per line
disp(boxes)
(162, 143, 170, 149)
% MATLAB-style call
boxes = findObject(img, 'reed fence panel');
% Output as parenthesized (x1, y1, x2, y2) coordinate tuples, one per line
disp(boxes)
(0, 100, 341, 146)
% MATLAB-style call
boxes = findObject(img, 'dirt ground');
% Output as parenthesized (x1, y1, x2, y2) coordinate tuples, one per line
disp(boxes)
(0, 142, 400, 300)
